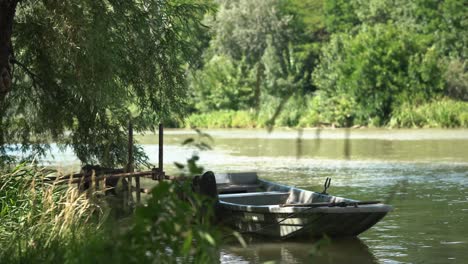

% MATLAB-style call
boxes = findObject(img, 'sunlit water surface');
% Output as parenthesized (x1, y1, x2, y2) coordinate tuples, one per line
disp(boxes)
(41, 128, 468, 264)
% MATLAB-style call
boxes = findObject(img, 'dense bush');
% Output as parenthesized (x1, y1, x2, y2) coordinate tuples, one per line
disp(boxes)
(190, 55, 255, 112)
(444, 58, 468, 101)
(313, 24, 445, 126)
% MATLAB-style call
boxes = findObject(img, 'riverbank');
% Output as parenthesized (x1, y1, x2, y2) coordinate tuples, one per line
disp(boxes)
(184, 98, 468, 129)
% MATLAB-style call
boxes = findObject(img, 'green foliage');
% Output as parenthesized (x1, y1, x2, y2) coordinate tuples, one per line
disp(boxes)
(323, 0, 359, 33)
(185, 110, 256, 128)
(444, 58, 468, 101)
(191, 0, 312, 112)
(313, 24, 444, 125)
(262, 39, 304, 99)
(352, 0, 392, 25)
(111, 181, 219, 263)
(0, 165, 220, 263)
(190, 55, 254, 111)
(184, 95, 468, 129)
(389, 98, 468, 128)
(283, 0, 326, 93)
(285, 0, 325, 37)
(309, 93, 358, 127)
(209, 0, 292, 64)
(185, 95, 308, 128)
(0, 163, 105, 253)
(437, 0, 467, 58)
(187, 0, 466, 129)
(2, 0, 212, 167)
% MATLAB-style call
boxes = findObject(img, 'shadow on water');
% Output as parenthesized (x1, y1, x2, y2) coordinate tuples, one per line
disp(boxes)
(295, 128, 303, 160)
(344, 128, 351, 160)
(220, 236, 378, 264)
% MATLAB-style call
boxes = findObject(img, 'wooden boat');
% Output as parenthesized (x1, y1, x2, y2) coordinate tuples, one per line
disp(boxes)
(214, 172, 392, 239)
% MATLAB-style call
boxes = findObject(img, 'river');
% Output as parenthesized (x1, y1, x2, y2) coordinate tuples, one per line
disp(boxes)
(45, 128, 468, 263)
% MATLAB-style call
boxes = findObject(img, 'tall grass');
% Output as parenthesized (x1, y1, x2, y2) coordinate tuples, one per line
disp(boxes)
(185, 97, 468, 129)
(0, 163, 105, 262)
(0, 164, 220, 263)
(389, 99, 468, 128)
(0, 163, 103, 245)
(183, 95, 333, 128)
(185, 110, 257, 128)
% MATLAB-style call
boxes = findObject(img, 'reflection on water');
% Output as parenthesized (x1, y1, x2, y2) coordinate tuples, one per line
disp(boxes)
(30, 128, 468, 263)
(220, 237, 378, 264)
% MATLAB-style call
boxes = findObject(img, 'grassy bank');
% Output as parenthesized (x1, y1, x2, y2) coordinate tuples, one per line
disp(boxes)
(0, 164, 220, 263)
(389, 99, 468, 128)
(184, 98, 468, 129)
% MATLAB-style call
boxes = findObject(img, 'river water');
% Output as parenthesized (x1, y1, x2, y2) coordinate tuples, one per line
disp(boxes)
(46, 128, 468, 263)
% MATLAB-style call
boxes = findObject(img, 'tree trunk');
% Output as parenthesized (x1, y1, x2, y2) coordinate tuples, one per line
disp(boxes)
(0, 0, 18, 107)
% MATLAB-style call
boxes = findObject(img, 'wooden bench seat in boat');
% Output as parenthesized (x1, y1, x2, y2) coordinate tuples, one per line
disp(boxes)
(219, 191, 290, 205)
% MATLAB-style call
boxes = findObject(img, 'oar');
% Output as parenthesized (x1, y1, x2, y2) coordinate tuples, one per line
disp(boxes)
(280, 200, 382, 208)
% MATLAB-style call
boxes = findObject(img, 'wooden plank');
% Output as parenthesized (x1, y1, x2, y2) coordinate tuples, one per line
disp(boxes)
(52, 171, 186, 185)
(55, 171, 152, 184)
(45, 168, 125, 181)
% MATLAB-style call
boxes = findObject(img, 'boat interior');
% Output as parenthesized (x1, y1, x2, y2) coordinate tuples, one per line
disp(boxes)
(215, 172, 353, 206)
(219, 191, 291, 206)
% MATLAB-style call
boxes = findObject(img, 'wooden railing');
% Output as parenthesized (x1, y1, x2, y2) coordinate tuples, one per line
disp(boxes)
(47, 122, 179, 204)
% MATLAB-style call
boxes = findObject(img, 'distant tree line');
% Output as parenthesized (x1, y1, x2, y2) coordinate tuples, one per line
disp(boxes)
(187, 0, 467, 128)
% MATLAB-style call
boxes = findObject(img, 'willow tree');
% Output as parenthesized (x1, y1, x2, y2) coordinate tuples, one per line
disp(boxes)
(0, 0, 211, 166)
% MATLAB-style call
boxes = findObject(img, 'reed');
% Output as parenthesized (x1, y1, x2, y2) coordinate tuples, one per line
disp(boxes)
(0, 164, 105, 259)
(185, 110, 257, 128)
(0, 164, 220, 263)
(389, 99, 468, 128)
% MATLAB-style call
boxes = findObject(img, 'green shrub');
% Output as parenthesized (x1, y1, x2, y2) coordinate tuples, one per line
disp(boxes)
(461, 112, 468, 127)
(231, 111, 256, 128)
(443, 58, 468, 101)
(390, 98, 468, 128)
(313, 24, 445, 125)
(298, 111, 321, 127)
(185, 110, 256, 128)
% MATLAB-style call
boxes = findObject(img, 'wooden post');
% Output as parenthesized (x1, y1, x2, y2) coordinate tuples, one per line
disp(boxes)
(155, 122, 165, 181)
(158, 123, 163, 173)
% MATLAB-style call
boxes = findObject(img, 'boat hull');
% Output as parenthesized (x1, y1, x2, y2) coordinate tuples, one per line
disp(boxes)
(219, 207, 388, 239)
(215, 172, 392, 239)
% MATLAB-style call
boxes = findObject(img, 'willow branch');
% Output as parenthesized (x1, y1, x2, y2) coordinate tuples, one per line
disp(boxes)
(10, 57, 41, 88)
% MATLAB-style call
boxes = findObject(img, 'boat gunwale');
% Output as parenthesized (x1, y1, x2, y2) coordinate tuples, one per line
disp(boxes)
(218, 200, 393, 214)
